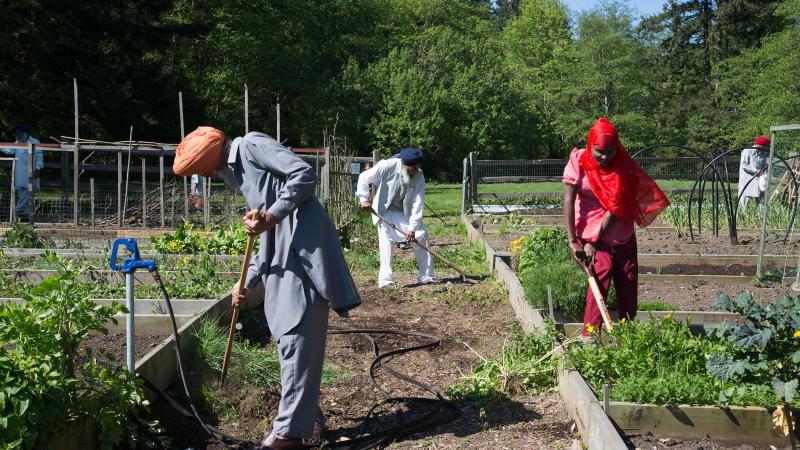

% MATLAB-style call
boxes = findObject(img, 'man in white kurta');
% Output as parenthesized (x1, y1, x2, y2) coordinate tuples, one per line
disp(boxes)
(1, 124, 43, 218)
(738, 135, 770, 208)
(356, 148, 436, 287)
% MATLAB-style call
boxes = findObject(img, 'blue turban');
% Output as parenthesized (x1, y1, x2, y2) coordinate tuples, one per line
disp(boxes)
(397, 147, 423, 166)
(12, 123, 29, 133)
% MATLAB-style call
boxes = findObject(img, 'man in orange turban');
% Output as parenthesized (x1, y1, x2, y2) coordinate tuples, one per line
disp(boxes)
(174, 127, 361, 450)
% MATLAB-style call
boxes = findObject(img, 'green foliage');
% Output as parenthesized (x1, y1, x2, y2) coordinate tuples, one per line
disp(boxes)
(565, 314, 781, 407)
(194, 319, 281, 390)
(447, 323, 561, 403)
(1, 220, 52, 249)
(0, 262, 160, 449)
(518, 227, 587, 317)
(150, 220, 254, 255)
(4, 0, 800, 178)
(637, 300, 678, 311)
(707, 293, 800, 404)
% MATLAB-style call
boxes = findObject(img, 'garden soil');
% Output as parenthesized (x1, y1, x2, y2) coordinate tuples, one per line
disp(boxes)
(79, 332, 169, 368)
(627, 433, 793, 449)
(151, 239, 575, 449)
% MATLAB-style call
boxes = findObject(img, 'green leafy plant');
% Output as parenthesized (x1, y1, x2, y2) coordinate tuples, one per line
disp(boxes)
(565, 314, 781, 408)
(706, 293, 800, 407)
(638, 300, 678, 311)
(150, 220, 255, 255)
(0, 261, 162, 449)
(1, 219, 52, 249)
(517, 227, 588, 317)
(447, 322, 561, 404)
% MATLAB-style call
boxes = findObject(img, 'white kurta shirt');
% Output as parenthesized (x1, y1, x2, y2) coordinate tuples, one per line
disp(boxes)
(738, 147, 768, 199)
(356, 158, 425, 232)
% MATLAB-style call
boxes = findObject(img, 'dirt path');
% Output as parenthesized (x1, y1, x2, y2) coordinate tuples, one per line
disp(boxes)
(153, 233, 575, 449)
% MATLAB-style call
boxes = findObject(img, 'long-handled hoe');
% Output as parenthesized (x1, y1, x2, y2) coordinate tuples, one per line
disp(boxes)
(580, 260, 614, 332)
(220, 216, 257, 385)
(368, 207, 479, 283)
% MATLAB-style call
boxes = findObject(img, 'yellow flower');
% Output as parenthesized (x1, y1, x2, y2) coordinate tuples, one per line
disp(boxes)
(665, 314, 671, 320)
(794, 330, 800, 338)
(509, 236, 528, 255)
(585, 323, 595, 334)
(620, 317, 626, 324)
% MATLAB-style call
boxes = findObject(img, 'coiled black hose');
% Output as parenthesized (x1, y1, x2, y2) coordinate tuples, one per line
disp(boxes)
(146, 269, 459, 449)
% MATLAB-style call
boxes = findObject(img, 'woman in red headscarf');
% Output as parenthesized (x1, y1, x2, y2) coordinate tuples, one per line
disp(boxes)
(563, 118, 670, 335)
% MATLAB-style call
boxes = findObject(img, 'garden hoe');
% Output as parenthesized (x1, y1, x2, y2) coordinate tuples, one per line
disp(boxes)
(368, 207, 478, 284)
(220, 212, 258, 385)
(580, 260, 614, 332)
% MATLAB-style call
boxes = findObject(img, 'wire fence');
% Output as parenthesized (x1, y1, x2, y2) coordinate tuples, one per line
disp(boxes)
(0, 141, 377, 248)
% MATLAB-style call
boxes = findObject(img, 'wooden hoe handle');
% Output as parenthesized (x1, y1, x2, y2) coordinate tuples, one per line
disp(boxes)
(582, 263, 614, 332)
(220, 230, 257, 385)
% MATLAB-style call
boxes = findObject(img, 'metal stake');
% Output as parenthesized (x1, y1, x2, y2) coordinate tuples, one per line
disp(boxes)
(126, 272, 135, 371)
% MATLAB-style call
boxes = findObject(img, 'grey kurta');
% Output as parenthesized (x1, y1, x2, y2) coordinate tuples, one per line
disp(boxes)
(229, 132, 360, 338)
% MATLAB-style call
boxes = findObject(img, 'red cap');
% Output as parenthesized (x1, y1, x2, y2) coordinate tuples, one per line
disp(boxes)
(754, 136, 771, 146)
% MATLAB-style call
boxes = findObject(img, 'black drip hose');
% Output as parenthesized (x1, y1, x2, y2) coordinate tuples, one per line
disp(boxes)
(145, 269, 459, 449)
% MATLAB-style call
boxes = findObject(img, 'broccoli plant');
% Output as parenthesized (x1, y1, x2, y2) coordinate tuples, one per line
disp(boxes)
(707, 292, 800, 442)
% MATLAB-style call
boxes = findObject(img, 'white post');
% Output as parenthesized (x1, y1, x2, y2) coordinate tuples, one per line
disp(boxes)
(159, 154, 165, 228)
(90, 178, 95, 228)
(117, 151, 122, 227)
(141, 159, 147, 227)
(179, 91, 188, 219)
(27, 143, 33, 224)
(244, 84, 249, 134)
(126, 272, 135, 372)
(276, 102, 281, 142)
(202, 176, 209, 228)
(9, 160, 15, 223)
(73, 78, 79, 226)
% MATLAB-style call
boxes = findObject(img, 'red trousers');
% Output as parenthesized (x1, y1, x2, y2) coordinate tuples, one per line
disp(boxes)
(582, 237, 638, 335)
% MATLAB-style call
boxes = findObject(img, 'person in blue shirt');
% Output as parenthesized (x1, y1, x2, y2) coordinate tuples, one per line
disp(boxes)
(1, 123, 43, 218)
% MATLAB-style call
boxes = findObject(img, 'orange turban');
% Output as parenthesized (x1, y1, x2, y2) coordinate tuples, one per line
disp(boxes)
(173, 126, 226, 176)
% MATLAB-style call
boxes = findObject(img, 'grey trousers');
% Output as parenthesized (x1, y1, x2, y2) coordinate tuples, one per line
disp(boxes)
(271, 281, 330, 437)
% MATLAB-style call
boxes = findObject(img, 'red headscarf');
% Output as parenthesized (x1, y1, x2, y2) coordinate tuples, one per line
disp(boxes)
(579, 118, 670, 227)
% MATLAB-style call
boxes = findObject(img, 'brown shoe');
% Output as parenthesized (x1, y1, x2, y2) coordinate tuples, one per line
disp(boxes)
(304, 425, 328, 445)
(247, 433, 304, 450)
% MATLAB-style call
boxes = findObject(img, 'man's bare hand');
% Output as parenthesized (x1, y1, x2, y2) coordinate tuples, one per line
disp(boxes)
(405, 230, 416, 242)
(243, 209, 278, 235)
(231, 281, 248, 309)
(360, 201, 372, 211)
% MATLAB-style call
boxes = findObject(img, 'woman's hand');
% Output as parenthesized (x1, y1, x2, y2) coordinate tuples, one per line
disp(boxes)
(583, 242, 596, 266)
(569, 241, 586, 264)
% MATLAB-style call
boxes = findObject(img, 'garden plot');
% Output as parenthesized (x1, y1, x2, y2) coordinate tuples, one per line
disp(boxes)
(471, 215, 800, 315)
(464, 217, 800, 449)
(151, 217, 577, 449)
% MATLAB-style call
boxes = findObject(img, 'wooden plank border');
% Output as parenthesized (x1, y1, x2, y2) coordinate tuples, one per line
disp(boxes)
(607, 401, 799, 445)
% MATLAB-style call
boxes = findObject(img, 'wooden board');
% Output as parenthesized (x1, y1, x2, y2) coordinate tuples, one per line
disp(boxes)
(608, 401, 799, 445)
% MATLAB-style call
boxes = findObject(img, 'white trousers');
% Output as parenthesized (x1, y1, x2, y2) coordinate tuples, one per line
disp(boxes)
(377, 209, 433, 287)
